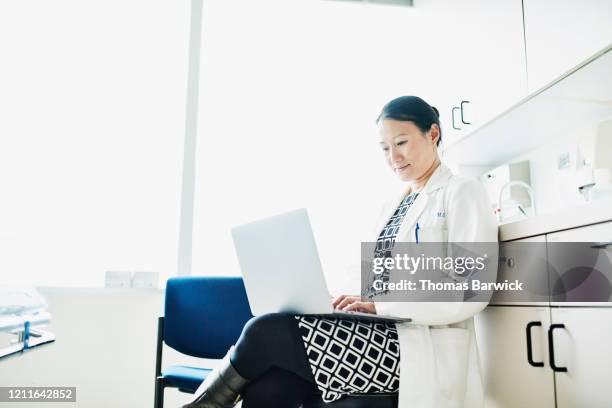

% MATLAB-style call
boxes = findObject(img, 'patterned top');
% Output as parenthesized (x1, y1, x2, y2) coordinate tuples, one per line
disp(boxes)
(364, 192, 419, 299)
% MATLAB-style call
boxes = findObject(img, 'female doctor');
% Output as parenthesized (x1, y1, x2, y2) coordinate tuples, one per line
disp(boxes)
(183, 96, 497, 408)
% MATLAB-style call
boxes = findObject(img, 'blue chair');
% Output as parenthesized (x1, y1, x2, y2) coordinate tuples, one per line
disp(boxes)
(154, 276, 397, 408)
(154, 276, 253, 408)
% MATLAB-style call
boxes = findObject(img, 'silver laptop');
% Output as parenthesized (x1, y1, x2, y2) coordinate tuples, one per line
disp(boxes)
(230, 208, 411, 323)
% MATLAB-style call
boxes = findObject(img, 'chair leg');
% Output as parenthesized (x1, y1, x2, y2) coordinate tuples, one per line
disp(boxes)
(154, 377, 165, 408)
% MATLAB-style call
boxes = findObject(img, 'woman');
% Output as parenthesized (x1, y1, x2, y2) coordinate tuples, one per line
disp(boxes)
(183, 96, 497, 408)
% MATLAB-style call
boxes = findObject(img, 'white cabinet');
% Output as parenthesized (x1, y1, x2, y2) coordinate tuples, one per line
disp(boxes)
(476, 235, 554, 408)
(475, 306, 555, 408)
(415, 0, 527, 146)
(550, 308, 612, 408)
(547, 222, 612, 406)
(478, 221, 612, 406)
(448, 0, 528, 137)
(478, 306, 612, 408)
(523, 0, 612, 92)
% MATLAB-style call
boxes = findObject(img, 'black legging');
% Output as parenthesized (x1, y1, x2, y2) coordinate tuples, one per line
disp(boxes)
(229, 313, 319, 408)
(240, 367, 319, 408)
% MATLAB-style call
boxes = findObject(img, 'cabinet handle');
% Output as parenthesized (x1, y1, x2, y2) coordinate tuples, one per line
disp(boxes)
(526, 321, 544, 367)
(460, 100, 471, 125)
(591, 241, 612, 249)
(452, 107, 462, 130)
(548, 324, 568, 372)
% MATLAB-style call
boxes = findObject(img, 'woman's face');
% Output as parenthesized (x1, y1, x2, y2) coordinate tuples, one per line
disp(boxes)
(378, 119, 439, 182)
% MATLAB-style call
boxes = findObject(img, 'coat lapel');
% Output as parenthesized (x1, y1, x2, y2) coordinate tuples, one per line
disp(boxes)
(395, 163, 453, 242)
(371, 163, 453, 242)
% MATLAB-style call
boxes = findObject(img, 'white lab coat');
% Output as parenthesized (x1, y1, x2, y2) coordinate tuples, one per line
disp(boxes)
(371, 163, 498, 408)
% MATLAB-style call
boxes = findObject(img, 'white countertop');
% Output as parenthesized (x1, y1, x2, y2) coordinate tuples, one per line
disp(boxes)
(498, 198, 612, 241)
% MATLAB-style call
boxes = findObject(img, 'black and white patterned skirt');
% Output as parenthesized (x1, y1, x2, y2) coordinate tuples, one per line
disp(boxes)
(295, 316, 400, 403)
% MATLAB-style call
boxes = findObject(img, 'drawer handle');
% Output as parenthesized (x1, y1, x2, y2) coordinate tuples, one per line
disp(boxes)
(498, 256, 515, 268)
(590, 241, 612, 249)
(526, 321, 544, 367)
(548, 324, 568, 372)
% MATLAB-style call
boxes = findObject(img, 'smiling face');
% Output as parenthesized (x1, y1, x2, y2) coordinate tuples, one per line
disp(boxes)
(378, 119, 440, 182)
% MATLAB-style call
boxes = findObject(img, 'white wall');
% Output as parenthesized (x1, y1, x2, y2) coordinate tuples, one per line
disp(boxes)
(0, 289, 217, 408)
(509, 120, 601, 216)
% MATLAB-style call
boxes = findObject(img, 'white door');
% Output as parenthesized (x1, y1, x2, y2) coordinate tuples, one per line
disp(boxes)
(475, 306, 555, 408)
(523, 0, 612, 92)
(550, 307, 612, 408)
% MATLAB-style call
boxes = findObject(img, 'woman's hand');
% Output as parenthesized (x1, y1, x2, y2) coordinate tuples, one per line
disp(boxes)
(331, 295, 377, 315)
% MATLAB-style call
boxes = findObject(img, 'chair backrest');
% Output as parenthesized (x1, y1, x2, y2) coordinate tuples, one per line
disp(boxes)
(163, 276, 253, 359)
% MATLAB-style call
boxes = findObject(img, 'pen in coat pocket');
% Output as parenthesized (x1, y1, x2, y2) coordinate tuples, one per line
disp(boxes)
(415, 222, 420, 244)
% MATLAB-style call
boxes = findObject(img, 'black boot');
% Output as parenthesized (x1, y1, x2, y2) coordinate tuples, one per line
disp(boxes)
(182, 347, 249, 408)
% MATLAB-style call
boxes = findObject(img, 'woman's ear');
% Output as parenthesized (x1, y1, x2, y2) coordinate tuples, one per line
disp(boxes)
(429, 124, 441, 146)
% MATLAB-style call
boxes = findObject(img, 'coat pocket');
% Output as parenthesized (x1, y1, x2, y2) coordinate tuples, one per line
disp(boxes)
(431, 327, 470, 404)
(418, 227, 447, 243)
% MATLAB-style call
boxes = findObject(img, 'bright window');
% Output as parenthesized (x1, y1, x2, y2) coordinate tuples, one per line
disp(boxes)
(0, 0, 189, 287)
(192, 0, 431, 291)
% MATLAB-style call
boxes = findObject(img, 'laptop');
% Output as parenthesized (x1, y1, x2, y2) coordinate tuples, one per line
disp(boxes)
(230, 208, 411, 323)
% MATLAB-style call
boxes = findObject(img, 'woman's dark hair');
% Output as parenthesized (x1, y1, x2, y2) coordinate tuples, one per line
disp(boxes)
(376, 96, 442, 147)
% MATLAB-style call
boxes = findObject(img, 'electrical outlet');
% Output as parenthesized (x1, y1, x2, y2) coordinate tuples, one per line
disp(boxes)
(105, 271, 132, 288)
(132, 271, 159, 289)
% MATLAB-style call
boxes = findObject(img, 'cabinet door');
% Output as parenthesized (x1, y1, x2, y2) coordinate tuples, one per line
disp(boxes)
(550, 307, 612, 408)
(451, 0, 528, 132)
(416, 0, 527, 146)
(475, 306, 555, 408)
(523, 0, 612, 92)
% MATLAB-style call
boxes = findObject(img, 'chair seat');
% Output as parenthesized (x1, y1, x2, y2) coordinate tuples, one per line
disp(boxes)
(302, 393, 398, 408)
(161, 365, 212, 394)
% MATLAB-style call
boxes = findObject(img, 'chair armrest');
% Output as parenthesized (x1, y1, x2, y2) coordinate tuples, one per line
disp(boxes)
(155, 316, 164, 378)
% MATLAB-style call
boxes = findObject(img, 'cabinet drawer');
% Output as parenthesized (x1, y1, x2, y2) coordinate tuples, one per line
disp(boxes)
(547, 221, 612, 306)
(491, 235, 549, 305)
